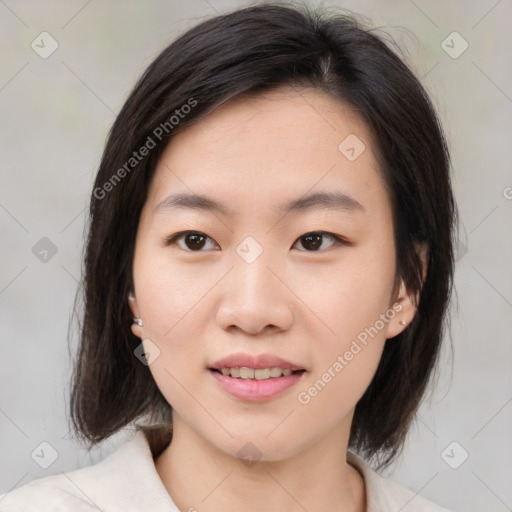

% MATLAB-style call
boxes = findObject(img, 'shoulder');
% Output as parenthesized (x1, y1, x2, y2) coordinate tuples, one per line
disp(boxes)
(347, 452, 454, 512)
(0, 428, 176, 512)
(0, 472, 103, 512)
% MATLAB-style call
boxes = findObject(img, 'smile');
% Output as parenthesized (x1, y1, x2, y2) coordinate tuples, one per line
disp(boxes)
(214, 367, 304, 380)
(209, 367, 306, 401)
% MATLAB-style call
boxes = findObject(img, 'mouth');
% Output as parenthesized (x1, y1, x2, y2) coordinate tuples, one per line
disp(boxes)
(209, 352, 307, 373)
(208, 353, 307, 401)
(209, 367, 306, 380)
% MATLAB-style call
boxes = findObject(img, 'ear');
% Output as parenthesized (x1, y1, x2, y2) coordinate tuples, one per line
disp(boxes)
(128, 291, 143, 339)
(385, 244, 428, 340)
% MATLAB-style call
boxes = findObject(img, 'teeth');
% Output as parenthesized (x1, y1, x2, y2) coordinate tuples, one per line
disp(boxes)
(255, 369, 270, 380)
(240, 367, 254, 379)
(218, 367, 298, 379)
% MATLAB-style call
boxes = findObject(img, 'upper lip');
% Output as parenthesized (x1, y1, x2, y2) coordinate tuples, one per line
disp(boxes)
(209, 353, 306, 371)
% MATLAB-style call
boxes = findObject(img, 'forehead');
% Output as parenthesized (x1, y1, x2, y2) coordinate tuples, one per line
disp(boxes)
(165, 85, 370, 159)
(145, 85, 389, 219)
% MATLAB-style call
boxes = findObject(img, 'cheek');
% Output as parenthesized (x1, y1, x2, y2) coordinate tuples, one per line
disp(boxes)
(293, 246, 394, 402)
(132, 251, 211, 405)
(134, 247, 214, 339)
(294, 253, 396, 345)
(296, 342, 385, 428)
(296, 310, 388, 419)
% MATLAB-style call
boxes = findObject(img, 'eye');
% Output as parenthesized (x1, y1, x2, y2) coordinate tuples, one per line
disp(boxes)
(163, 231, 219, 251)
(292, 231, 346, 252)
(163, 230, 349, 252)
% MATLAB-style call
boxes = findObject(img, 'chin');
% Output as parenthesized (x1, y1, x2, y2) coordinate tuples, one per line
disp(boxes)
(207, 431, 304, 465)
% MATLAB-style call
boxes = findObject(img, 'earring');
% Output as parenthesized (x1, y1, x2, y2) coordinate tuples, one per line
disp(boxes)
(133, 317, 143, 326)
(399, 320, 407, 326)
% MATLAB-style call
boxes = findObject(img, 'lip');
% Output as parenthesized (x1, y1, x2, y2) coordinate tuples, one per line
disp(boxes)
(208, 352, 307, 402)
(209, 369, 306, 401)
(209, 352, 305, 371)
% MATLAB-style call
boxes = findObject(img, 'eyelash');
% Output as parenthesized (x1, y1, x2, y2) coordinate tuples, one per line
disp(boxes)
(162, 230, 351, 252)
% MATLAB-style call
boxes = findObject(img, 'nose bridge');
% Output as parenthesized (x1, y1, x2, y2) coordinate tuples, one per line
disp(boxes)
(232, 237, 281, 303)
(216, 238, 293, 333)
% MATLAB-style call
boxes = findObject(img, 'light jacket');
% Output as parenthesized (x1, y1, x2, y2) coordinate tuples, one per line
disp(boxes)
(0, 426, 453, 511)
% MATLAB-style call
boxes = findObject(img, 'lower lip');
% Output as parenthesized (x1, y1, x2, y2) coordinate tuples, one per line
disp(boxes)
(209, 370, 305, 401)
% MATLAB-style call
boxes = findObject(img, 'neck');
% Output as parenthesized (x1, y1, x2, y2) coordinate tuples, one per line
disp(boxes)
(154, 416, 366, 512)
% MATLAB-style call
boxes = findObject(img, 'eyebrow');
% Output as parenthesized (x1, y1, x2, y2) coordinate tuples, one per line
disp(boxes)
(153, 190, 365, 216)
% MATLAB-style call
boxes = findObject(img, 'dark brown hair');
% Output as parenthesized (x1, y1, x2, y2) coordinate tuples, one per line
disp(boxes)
(68, 1, 458, 469)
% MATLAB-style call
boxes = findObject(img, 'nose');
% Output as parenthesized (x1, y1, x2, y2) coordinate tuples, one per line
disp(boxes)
(215, 251, 294, 336)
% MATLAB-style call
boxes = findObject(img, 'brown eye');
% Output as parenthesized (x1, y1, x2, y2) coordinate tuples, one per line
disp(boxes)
(164, 230, 347, 252)
(184, 233, 207, 250)
(164, 231, 219, 251)
(294, 232, 343, 252)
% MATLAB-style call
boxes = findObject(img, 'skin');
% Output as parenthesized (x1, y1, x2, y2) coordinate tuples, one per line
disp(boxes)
(129, 85, 424, 512)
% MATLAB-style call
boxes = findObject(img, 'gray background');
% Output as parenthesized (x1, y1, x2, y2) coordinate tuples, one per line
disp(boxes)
(1, 1, 511, 510)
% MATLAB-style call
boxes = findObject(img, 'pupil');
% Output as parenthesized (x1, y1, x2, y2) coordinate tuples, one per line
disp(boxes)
(186, 233, 205, 250)
(303, 233, 322, 250)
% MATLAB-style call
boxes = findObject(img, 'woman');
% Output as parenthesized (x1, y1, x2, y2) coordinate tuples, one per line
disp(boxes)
(0, 3, 457, 511)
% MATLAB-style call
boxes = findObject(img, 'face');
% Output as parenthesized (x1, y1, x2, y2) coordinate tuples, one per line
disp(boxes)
(129, 85, 417, 461)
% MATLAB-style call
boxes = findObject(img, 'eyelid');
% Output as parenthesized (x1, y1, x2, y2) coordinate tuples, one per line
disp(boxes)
(293, 231, 348, 251)
(162, 230, 219, 249)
